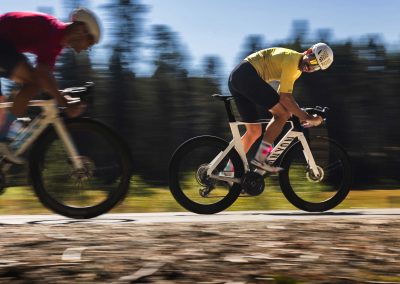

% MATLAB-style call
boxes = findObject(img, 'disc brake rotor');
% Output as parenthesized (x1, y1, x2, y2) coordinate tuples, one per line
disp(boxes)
(70, 156, 95, 181)
(306, 165, 324, 182)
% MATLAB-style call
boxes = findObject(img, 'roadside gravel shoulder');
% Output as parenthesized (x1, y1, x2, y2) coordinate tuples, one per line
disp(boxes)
(1, 217, 400, 283)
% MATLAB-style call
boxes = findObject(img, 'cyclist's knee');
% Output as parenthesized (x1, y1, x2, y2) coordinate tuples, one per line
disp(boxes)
(11, 61, 39, 86)
(270, 103, 290, 122)
(245, 124, 262, 139)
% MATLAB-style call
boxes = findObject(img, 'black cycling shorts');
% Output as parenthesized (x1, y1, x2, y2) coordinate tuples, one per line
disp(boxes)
(228, 61, 279, 122)
(0, 40, 27, 78)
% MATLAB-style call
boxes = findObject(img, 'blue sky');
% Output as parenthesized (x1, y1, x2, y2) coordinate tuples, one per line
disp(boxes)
(1, 0, 400, 74)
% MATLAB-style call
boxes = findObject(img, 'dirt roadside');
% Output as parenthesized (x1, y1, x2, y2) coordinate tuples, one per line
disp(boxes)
(0, 217, 399, 283)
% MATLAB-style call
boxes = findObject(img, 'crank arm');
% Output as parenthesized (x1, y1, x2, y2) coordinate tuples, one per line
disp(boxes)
(209, 174, 241, 184)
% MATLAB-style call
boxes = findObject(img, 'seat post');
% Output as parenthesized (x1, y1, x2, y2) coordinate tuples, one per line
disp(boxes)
(212, 94, 237, 123)
(224, 100, 236, 123)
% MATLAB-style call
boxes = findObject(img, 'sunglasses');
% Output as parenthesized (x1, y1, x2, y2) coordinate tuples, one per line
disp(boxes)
(306, 53, 321, 71)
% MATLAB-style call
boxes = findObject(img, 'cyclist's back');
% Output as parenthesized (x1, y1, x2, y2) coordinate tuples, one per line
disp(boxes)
(245, 47, 303, 94)
(0, 12, 67, 70)
(0, 9, 101, 164)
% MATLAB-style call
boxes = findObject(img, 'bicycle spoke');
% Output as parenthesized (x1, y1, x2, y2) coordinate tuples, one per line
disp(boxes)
(280, 138, 351, 212)
(169, 136, 243, 214)
(323, 160, 343, 174)
(31, 120, 131, 218)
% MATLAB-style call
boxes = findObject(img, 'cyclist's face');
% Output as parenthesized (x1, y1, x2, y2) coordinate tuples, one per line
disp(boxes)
(70, 24, 95, 53)
(300, 53, 321, 73)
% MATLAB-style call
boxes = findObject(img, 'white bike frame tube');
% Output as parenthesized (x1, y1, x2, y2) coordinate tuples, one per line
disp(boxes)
(266, 121, 299, 164)
(229, 122, 250, 171)
(206, 122, 250, 176)
(0, 99, 84, 169)
(264, 120, 319, 176)
(13, 114, 52, 156)
(297, 134, 320, 176)
(9, 101, 57, 156)
(205, 118, 320, 177)
(206, 141, 235, 176)
(52, 117, 84, 169)
(0, 100, 55, 109)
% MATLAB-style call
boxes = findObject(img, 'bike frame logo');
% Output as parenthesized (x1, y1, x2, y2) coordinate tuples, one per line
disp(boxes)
(267, 134, 297, 163)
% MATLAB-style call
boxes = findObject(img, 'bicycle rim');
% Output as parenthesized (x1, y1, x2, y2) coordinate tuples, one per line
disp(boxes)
(279, 137, 352, 212)
(30, 119, 131, 218)
(169, 136, 243, 214)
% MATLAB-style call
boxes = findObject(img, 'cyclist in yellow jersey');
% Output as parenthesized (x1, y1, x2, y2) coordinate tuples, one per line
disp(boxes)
(228, 43, 334, 173)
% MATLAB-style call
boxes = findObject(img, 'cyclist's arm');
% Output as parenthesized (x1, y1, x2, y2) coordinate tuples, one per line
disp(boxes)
(35, 63, 67, 106)
(279, 92, 311, 121)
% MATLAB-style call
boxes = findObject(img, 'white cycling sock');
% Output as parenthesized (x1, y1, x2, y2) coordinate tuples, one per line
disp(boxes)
(255, 141, 273, 163)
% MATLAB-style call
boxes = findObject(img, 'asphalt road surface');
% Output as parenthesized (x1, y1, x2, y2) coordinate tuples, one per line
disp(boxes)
(0, 208, 399, 224)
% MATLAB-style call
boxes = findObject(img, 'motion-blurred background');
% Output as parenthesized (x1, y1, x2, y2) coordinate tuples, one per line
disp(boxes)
(1, 0, 400, 197)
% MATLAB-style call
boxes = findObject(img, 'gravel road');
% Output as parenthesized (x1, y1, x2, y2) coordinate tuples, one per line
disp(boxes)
(1, 213, 400, 283)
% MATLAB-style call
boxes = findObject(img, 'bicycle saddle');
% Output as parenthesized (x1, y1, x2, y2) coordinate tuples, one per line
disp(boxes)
(212, 94, 234, 101)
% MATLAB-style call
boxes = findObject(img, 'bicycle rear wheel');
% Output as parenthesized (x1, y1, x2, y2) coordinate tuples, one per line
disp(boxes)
(29, 118, 132, 219)
(169, 135, 244, 214)
(279, 137, 352, 212)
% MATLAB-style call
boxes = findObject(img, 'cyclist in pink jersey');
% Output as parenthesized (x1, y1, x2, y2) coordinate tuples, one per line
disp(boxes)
(0, 8, 101, 164)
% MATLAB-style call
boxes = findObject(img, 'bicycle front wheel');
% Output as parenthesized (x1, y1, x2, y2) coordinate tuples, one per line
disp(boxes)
(169, 136, 244, 214)
(30, 119, 132, 219)
(279, 137, 352, 212)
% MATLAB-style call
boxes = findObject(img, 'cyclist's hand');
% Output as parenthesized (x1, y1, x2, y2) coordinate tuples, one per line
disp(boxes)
(302, 115, 323, 128)
(65, 101, 86, 118)
(60, 92, 86, 118)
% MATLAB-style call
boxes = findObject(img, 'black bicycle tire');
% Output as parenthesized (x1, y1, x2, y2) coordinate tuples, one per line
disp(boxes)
(169, 135, 244, 214)
(279, 137, 352, 212)
(29, 118, 132, 219)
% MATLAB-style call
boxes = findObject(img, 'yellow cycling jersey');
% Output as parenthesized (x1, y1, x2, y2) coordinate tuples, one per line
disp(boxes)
(245, 47, 303, 94)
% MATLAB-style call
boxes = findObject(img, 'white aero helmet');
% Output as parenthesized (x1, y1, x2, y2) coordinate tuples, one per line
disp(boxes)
(311, 43, 333, 70)
(70, 8, 101, 43)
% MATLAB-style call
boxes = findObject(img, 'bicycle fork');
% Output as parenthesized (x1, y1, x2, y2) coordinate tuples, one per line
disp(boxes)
(52, 118, 84, 169)
(297, 134, 321, 177)
(268, 130, 321, 178)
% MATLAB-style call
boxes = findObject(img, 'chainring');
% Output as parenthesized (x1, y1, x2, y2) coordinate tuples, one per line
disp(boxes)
(241, 172, 265, 196)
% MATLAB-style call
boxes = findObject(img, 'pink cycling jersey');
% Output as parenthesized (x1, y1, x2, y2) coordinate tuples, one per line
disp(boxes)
(0, 12, 67, 69)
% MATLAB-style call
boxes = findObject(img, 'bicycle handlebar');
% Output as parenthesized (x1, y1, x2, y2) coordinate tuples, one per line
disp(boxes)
(288, 106, 330, 130)
(303, 106, 329, 120)
(60, 82, 94, 103)
(61, 82, 94, 103)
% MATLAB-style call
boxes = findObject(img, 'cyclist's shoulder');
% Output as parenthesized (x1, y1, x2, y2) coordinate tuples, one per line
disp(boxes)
(254, 47, 300, 62)
(0, 11, 62, 27)
(269, 47, 301, 56)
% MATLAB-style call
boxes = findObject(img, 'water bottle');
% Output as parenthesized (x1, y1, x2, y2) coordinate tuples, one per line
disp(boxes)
(7, 120, 23, 141)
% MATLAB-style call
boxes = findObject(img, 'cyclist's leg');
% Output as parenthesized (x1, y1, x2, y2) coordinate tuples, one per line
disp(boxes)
(229, 61, 286, 172)
(0, 43, 32, 163)
(230, 91, 262, 153)
(228, 67, 262, 153)
(0, 40, 39, 117)
(10, 60, 40, 117)
(229, 61, 278, 153)
(248, 103, 290, 172)
(264, 103, 291, 145)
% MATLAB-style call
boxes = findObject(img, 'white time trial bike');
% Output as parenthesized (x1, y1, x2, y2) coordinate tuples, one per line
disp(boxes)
(169, 94, 352, 214)
(0, 82, 132, 219)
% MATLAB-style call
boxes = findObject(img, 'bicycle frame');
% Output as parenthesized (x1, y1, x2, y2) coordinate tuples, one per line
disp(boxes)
(0, 100, 84, 170)
(206, 119, 320, 182)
